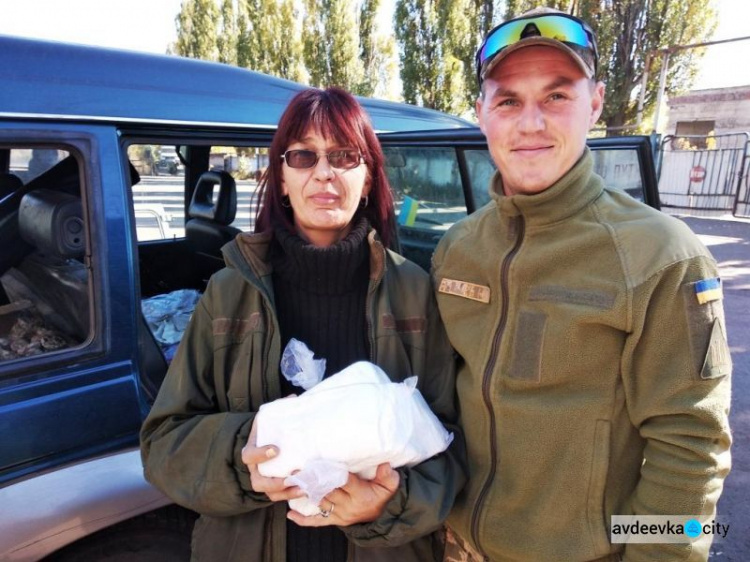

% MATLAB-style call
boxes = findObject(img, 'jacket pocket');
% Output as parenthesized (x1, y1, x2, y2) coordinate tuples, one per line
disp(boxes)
(213, 313, 267, 412)
(587, 419, 612, 559)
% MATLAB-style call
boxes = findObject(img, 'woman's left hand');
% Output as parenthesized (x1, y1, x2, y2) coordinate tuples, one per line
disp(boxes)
(287, 463, 400, 527)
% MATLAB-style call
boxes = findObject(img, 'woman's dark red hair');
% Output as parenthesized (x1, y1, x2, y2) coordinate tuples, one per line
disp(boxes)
(254, 87, 395, 247)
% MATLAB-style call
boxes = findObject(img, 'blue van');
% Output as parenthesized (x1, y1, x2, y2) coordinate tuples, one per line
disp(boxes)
(0, 35, 659, 561)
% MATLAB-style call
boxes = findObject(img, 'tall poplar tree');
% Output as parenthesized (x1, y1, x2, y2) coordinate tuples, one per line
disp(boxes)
(303, 0, 363, 91)
(217, 0, 237, 64)
(277, 0, 309, 83)
(395, 0, 488, 115)
(174, 0, 393, 95)
(356, 0, 380, 96)
(174, 0, 220, 60)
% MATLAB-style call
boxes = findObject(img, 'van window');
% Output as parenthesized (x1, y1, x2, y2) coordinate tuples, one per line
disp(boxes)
(128, 144, 265, 241)
(591, 148, 645, 202)
(207, 146, 268, 233)
(384, 146, 466, 232)
(464, 149, 496, 209)
(0, 145, 91, 364)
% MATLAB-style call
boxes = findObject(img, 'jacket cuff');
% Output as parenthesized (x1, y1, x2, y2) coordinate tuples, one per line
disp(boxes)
(233, 417, 269, 502)
(343, 467, 408, 543)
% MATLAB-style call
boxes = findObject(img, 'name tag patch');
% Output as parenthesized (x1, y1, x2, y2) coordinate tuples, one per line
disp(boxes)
(694, 278, 722, 304)
(438, 278, 491, 303)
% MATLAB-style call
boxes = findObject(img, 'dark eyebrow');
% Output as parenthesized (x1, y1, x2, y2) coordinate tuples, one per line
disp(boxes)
(488, 76, 577, 100)
(544, 76, 577, 91)
(489, 86, 518, 101)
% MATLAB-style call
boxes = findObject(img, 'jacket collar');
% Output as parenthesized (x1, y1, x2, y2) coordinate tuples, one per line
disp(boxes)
(222, 227, 388, 285)
(489, 148, 603, 226)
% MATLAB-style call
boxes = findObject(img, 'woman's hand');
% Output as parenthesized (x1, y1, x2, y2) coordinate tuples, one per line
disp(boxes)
(287, 463, 400, 527)
(242, 417, 303, 502)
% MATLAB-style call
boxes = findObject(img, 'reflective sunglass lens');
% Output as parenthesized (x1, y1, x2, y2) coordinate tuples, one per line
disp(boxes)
(480, 15, 591, 65)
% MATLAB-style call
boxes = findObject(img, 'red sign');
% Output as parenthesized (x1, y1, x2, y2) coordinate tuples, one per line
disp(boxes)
(690, 165, 706, 183)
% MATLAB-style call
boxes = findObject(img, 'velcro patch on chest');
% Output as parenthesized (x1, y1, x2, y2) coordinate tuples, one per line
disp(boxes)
(212, 313, 261, 336)
(381, 314, 426, 333)
(438, 278, 491, 304)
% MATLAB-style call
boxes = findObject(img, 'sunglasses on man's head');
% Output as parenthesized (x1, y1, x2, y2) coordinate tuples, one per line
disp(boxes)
(281, 149, 363, 170)
(477, 13, 598, 82)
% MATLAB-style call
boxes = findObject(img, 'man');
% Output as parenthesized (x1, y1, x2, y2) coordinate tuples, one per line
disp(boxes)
(433, 7, 732, 562)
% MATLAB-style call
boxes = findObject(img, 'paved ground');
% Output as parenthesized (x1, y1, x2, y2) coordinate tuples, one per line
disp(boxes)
(676, 216, 750, 560)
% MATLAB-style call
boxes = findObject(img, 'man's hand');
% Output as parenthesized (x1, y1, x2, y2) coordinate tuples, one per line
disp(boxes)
(287, 463, 400, 527)
(242, 417, 303, 502)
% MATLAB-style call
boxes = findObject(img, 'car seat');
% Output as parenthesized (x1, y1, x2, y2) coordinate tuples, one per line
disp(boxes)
(185, 171, 241, 280)
(9, 189, 90, 340)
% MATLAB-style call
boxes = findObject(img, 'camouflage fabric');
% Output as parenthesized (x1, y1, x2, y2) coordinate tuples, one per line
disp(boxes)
(442, 526, 485, 562)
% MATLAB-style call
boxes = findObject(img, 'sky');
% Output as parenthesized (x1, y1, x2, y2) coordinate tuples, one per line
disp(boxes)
(0, 0, 748, 92)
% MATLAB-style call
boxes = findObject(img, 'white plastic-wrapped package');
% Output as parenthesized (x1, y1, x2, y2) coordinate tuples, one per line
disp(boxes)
(255, 360, 453, 515)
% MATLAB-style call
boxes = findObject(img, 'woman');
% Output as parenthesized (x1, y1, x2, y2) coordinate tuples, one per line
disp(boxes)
(140, 87, 465, 562)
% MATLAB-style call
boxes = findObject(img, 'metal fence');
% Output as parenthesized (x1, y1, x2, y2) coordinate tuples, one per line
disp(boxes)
(658, 132, 750, 218)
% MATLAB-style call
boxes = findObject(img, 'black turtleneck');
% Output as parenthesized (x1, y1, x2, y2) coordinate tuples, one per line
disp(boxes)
(268, 217, 371, 562)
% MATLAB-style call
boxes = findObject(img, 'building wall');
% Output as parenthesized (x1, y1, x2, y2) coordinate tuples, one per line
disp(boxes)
(665, 85, 750, 137)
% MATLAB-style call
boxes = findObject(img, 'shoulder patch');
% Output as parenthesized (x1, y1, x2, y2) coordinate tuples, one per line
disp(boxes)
(694, 277, 722, 304)
(701, 318, 732, 379)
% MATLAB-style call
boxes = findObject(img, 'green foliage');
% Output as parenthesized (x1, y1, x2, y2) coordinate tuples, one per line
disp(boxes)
(394, 0, 494, 115)
(174, 0, 220, 60)
(355, 0, 380, 96)
(277, 0, 309, 83)
(174, 0, 394, 95)
(171, 0, 715, 131)
(176, 0, 307, 82)
(217, 0, 237, 64)
(303, 0, 364, 91)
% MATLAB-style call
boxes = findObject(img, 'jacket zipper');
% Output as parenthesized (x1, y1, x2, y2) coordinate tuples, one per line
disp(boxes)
(365, 277, 380, 362)
(469, 215, 525, 560)
(365, 245, 385, 363)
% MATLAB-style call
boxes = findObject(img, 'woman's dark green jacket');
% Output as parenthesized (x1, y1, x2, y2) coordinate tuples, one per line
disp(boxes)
(140, 229, 467, 562)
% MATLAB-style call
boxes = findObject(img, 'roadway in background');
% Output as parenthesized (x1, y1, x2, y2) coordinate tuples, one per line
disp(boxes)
(679, 216, 750, 560)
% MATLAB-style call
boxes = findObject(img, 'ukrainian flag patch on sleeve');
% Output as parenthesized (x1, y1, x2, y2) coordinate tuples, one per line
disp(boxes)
(694, 277, 722, 304)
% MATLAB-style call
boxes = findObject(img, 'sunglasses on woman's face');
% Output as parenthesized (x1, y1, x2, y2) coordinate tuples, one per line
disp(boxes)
(281, 149, 363, 170)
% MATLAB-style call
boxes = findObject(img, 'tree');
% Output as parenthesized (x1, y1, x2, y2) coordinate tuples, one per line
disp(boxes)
(356, 0, 380, 96)
(395, 0, 443, 110)
(370, 35, 401, 100)
(173, 0, 220, 60)
(173, 0, 393, 94)
(217, 0, 237, 64)
(276, 0, 309, 83)
(395, 0, 491, 115)
(504, 0, 717, 133)
(303, 0, 363, 91)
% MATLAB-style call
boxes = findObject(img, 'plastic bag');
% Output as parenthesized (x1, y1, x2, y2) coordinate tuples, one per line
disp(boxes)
(141, 289, 201, 345)
(280, 338, 325, 390)
(285, 459, 349, 516)
(256, 360, 453, 516)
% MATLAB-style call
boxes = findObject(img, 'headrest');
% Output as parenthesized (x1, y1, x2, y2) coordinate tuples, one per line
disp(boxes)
(18, 189, 85, 259)
(188, 171, 237, 226)
(0, 173, 23, 198)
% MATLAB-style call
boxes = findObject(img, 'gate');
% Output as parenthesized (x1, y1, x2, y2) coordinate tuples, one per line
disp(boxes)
(658, 132, 750, 217)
